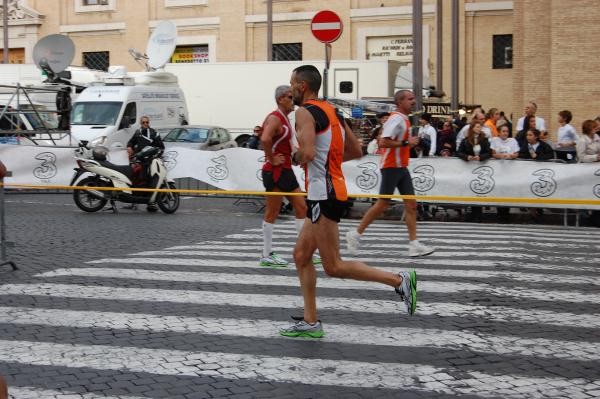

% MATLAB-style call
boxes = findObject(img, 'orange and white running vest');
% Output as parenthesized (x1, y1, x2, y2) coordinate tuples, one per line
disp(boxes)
(380, 111, 411, 169)
(302, 100, 347, 202)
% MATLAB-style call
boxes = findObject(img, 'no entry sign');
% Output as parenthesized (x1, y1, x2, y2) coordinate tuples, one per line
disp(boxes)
(311, 10, 343, 43)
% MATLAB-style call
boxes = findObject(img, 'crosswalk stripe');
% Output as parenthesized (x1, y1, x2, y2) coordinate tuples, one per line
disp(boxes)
(2, 283, 598, 328)
(251, 223, 600, 239)
(167, 241, 595, 253)
(64, 263, 600, 286)
(2, 306, 597, 362)
(131, 248, 597, 265)
(36, 268, 491, 293)
(86, 256, 596, 273)
(7, 387, 144, 399)
(0, 339, 595, 395)
(224, 232, 600, 245)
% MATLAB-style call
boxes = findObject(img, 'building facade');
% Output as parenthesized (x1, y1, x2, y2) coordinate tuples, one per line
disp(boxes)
(1, 0, 599, 133)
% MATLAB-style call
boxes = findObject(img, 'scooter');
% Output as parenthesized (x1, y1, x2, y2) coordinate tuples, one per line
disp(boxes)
(70, 143, 180, 214)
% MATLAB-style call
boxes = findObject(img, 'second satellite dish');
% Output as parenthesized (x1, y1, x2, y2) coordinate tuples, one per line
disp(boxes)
(147, 21, 177, 70)
(33, 34, 75, 74)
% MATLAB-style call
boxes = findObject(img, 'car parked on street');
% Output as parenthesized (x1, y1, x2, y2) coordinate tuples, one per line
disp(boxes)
(161, 125, 238, 151)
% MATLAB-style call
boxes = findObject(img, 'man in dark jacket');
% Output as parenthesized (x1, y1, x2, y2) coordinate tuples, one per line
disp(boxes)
(126, 116, 165, 212)
(127, 116, 164, 157)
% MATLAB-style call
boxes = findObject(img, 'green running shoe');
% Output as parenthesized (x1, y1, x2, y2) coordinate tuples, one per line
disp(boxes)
(395, 270, 417, 315)
(279, 320, 324, 338)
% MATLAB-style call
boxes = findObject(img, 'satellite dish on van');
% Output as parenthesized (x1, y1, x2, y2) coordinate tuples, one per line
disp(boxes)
(146, 21, 177, 70)
(33, 34, 75, 74)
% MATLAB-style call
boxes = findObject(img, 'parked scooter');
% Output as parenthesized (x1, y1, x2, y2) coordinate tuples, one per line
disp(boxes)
(70, 143, 180, 213)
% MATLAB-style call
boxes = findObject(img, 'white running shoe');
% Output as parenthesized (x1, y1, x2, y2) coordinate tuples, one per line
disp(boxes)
(260, 252, 289, 267)
(408, 241, 435, 257)
(345, 230, 361, 255)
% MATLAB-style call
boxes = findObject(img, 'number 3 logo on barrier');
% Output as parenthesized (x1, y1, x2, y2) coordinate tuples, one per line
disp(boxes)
(207, 155, 229, 181)
(355, 161, 379, 191)
(530, 169, 557, 197)
(33, 152, 58, 180)
(594, 169, 600, 198)
(412, 165, 435, 192)
(469, 166, 494, 195)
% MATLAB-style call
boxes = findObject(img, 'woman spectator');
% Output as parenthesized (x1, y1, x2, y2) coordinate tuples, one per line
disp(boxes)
(437, 120, 456, 157)
(457, 121, 491, 222)
(518, 128, 554, 161)
(491, 125, 519, 160)
(555, 110, 578, 162)
(515, 115, 536, 149)
(576, 119, 600, 162)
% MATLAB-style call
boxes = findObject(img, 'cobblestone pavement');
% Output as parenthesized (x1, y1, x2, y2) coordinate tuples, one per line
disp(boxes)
(0, 195, 599, 398)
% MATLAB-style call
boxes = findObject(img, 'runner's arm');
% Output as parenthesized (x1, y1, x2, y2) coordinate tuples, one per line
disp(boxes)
(342, 119, 363, 161)
(261, 114, 284, 165)
(294, 107, 316, 163)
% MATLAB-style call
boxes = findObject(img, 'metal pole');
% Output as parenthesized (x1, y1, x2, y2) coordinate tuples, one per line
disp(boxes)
(436, 0, 443, 92)
(412, 0, 423, 114)
(2, 0, 8, 64)
(267, 0, 273, 61)
(451, 0, 459, 112)
(323, 44, 330, 99)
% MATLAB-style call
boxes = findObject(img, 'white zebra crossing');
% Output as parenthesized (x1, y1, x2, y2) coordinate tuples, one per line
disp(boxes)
(2, 219, 599, 398)
(0, 339, 596, 397)
(2, 282, 599, 328)
(2, 306, 597, 362)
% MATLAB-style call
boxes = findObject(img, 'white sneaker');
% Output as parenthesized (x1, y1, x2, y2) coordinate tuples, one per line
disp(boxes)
(408, 241, 435, 257)
(345, 230, 361, 255)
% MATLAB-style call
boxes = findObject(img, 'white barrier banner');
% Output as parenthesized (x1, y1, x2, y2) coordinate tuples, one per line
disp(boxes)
(1, 145, 600, 209)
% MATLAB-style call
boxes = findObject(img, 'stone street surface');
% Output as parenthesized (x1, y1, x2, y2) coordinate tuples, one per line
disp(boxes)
(0, 194, 599, 398)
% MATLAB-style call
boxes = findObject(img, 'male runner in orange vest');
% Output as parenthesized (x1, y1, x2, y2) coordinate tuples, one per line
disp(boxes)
(279, 65, 417, 338)
(345, 90, 435, 258)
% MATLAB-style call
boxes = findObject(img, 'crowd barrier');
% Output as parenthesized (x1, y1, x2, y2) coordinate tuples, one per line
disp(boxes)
(1, 144, 599, 210)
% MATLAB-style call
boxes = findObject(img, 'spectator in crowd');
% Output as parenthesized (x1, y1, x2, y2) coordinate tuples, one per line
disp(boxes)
(518, 128, 554, 161)
(416, 112, 437, 157)
(516, 101, 546, 133)
(437, 119, 456, 157)
(594, 116, 600, 136)
(455, 111, 490, 148)
(491, 124, 519, 160)
(576, 119, 600, 162)
(457, 120, 491, 222)
(554, 110, 578, 162)
(484, 107, 500, 137)
(245, 125, 262, 149)
(491, 124, 519, 222)
(516, 115, 538, 149)
(366, 112, 390, 155)
(498, 111, 513, 136)
(539, 130, 554, 150)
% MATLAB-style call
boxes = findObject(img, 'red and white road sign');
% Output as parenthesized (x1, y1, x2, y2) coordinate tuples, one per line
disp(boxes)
(311, 10, 343, 43)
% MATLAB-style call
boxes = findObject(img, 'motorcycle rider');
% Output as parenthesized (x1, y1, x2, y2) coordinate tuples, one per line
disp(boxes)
(127, 116, 165, 212)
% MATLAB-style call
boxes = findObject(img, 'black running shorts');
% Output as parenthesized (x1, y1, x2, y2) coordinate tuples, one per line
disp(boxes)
(306, 199, 347, 223)
(379, 167, 415, 196)
(262, 169, 300, 192)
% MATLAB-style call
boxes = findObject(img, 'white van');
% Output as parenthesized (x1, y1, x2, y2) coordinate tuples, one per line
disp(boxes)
(70, 71, 188, 149)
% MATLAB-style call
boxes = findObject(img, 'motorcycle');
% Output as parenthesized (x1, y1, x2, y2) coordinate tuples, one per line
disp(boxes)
(70, 143, 180, 214)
